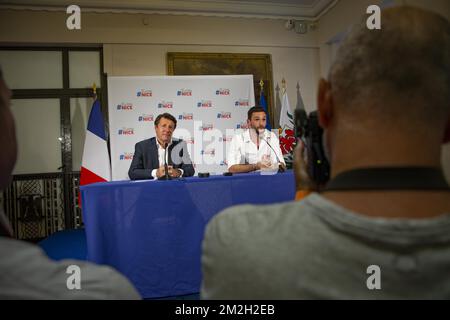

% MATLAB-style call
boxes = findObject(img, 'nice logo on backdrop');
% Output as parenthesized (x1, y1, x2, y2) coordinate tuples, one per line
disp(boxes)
(117, 103, 133, 110)
(179, 113, 194, 120)
(197, 100, 213, 108)
(158, 101, 173, 109)
(235, 99, 249, 107)
(137, 89, 152, 97)
(217, 112, 231, 119)
(118, 128, 134, 135)
(177, 89, 192, 96)
(138, 114, 154, 122)
(216, 88, 230, 96)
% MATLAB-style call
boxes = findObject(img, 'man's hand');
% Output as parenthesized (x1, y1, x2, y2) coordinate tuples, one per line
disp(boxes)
(293, 140, 318, 192)
(156, 165, 166, 178)
(257, 154, 273, 170)
(255, 161, 272, 170)
(168, 166, 182, 178)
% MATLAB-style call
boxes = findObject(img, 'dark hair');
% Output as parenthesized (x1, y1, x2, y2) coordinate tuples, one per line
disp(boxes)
(247, 106, 266, 120)
(155, 113, 177, 128)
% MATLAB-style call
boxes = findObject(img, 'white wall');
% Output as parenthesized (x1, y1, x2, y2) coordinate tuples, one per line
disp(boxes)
(0, 9, 319, 114)
(315, 0, 450, 181)
(317, 0, 385, 78)
(103, 43, 320, 120)
(316, 0, 450, 77)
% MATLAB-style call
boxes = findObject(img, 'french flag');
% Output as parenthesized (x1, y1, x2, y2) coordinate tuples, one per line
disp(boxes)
(80, 99, 111, 192)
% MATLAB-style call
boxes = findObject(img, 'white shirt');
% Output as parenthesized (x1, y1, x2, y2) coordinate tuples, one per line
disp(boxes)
(151, 139, 183, 178)
(227, 129, 285, 169)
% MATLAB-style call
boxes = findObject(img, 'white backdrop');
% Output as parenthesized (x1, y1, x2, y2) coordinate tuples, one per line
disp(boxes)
(108, 75, 255, 180)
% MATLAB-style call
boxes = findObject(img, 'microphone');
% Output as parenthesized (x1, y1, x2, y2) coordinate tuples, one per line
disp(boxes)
(260, 134, 286, 173)
(158, 142, 172, 180)
(164, 142, 169, 180)
(254, 127, 260, 150)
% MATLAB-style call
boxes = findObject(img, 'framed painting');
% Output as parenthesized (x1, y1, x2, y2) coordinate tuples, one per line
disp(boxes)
(167, 52, 274, 128)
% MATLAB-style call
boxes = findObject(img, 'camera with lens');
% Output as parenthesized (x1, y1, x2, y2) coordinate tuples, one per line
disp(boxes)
(294, 109, 330, 185)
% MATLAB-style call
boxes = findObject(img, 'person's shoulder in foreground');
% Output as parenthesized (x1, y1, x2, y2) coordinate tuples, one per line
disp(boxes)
(0, 235, 141, 299)
(201, 194, 450, 299)
(0, 61, 140, 300)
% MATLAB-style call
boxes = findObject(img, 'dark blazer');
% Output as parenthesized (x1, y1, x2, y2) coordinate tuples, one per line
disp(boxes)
(128, 137, 195, 180)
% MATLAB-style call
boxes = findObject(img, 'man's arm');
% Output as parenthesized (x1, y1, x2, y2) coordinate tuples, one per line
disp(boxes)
(227, 134, 270, 173)
(229, 162, 273, 173)
(228, 163, 258, 173)
(227, 134, 256, 173)
(128, 143, 153, 180)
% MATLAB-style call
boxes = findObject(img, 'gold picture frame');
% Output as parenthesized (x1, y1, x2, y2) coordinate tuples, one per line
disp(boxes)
(167, 52, 275, 128)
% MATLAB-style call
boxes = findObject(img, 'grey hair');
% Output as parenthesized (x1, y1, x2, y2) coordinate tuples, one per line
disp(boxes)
(329, 6, 450, 127)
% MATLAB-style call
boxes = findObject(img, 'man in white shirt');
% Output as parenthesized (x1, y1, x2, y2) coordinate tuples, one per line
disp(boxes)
(227, 106, 286, 173)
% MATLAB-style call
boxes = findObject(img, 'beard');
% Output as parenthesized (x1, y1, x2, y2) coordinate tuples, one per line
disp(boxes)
(251, 126, 265, 137)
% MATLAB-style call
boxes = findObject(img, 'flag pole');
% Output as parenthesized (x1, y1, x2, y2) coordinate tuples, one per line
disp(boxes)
(258, 79, 272, 130)
(92, 82, 97, 100)
(280, 78, 287, 135)
(260, 79, 265, 123)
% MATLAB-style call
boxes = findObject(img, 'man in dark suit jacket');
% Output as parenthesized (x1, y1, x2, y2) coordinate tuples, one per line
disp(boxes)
(128, 113, 195, 180)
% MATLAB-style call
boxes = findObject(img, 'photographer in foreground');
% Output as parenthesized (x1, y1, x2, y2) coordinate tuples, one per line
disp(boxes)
(0, 68, 140, 299)
(201, 6, 450, 299)
(293, 109, 330, 200)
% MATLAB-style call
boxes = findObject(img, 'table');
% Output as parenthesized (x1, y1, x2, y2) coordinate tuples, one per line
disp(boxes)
(81, 171, 296, 298)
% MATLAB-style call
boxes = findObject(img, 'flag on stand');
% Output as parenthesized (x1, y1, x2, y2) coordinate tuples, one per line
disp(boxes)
(296, 82, 306, 111)
(279, 89, 295, 168)
(79, 98, 111, 206)
(259, 86, 271, 131)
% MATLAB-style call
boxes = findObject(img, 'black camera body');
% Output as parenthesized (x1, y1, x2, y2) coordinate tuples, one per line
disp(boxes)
(294, 109, 330, 185)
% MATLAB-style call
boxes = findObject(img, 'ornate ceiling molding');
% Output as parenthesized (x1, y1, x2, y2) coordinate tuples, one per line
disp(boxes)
(0, 0, 339, 20)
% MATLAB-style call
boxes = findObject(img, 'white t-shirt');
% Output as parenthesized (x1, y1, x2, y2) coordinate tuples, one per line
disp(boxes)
(227, 129, 285, 169)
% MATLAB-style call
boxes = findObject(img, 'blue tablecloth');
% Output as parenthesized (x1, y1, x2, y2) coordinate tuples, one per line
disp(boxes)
(81, 171, 296, 298)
